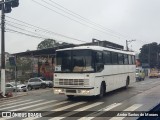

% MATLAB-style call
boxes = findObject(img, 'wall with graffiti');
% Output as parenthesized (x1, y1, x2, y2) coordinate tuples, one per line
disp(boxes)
(33, 57, 54, 80)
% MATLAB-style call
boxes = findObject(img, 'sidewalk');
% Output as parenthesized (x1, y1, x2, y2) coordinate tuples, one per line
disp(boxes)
(0, 88, 53, 101)
(0, 92, 28, 101)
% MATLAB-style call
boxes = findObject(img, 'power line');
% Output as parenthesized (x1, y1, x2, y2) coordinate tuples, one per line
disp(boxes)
(6, 29, 47, 39)
(46, 0, 131, 39)
(6, 20, 82, 43)
(6, 23, 49, 39)
(5, 9, 151, 49)
(6, 16, 151, 51)
(6, 21, 84, 44)
(6, 24, 74, 44)
(41, 0, 155, 45)
(6, 16, 86, 43)
(32, 0, 124, 39)
(7, 20, 38, 30)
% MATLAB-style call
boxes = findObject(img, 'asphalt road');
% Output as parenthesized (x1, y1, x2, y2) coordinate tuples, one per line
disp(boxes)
(0, 77, 160, 120)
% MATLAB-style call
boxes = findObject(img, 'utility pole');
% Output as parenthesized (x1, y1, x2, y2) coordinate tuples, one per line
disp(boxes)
(1, 0, 19, 97)
(126, 40, 136, 51)
(1, 0, 6, 97)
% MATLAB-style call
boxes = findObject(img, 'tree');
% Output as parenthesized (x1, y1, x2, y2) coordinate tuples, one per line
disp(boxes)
(37, 39, 70, 50)
(139, 42, 160, 68)
(37, 39, 58, 50)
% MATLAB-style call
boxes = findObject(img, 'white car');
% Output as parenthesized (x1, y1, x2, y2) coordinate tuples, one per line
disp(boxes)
(6, 82, 28, 92)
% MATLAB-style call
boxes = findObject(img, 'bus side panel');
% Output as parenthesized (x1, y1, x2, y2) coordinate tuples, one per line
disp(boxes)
(103, 65, 127, 92)
(103, 65, 136, 93)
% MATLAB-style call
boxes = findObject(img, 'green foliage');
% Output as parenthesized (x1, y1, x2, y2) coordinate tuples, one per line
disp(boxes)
(139, 42, 160, 68)
(37, 39, 69, 50)
(37, 39, 58, 50)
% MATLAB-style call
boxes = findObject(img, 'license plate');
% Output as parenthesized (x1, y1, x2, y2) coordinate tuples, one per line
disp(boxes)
(59, 93, 65, 95)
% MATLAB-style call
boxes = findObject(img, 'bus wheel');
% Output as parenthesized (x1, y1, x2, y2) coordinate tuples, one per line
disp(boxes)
(67, 95, 74, 99)
(98, 83, 105, 98)
(125, 79, 130, 89)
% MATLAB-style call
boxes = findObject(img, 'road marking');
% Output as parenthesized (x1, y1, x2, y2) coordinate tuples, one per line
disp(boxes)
(78, 103, 122, 120)
(123, 104, 142, 111)
(22, 101, 70, 120)
(22, 101, 86, 120)
(0, 99, 44, 110)
(11, 100, 57, 111)
(74, 102, 103, 111)
(109, 104, 142, 120)
(51, 102, 86, 111)
(49, 102, 103, 120)
(49, 117, 64, 120)
(101, 103, 122, 111)
(29, 101, 69, 111)
(0, 99, 23, 105)
(0, 99, 32, 108)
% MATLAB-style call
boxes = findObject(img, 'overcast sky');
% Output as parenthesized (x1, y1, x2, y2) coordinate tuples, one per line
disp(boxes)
(1, 0, 160, 54)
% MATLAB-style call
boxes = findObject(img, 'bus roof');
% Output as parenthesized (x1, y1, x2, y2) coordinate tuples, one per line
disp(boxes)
(56, 45, 135, 55)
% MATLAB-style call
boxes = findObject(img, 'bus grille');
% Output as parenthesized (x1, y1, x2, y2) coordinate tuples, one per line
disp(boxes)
(57, 79, 88, 86)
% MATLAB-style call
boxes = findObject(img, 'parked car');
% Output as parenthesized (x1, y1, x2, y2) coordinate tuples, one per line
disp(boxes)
(27, 77, 53, 90)
(39, 77, 53, 88)
(136, 69, 145, 81)
(5, 82, 28, 92)
(149, 70, 160, 78)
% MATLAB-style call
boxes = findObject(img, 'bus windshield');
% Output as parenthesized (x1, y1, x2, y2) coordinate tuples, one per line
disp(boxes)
(55, 50, 94, 73)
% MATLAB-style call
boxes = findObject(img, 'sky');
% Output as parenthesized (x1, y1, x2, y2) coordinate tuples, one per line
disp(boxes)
(1, 0, 160, 54)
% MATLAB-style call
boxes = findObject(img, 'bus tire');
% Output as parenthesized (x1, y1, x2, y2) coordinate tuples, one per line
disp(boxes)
(98, 82, 105, 98)
(125, 78, 130, 89)
(67, 95, 74, 99)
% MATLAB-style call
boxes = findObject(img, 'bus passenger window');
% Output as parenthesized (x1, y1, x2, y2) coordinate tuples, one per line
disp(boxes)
(132, 56, 135, 64)
(111, 52, 118, 64)
(104, 51, 111, 64)
(128, 55, 132, 65)
(124, 54, 129, 64)
(118, 53, 124, 64)
(95, 52, 104, 72)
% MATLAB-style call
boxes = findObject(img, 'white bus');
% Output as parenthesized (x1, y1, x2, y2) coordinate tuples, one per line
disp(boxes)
(53, 45, 136, 99)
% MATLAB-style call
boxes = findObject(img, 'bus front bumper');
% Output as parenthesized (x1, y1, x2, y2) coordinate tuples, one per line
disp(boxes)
(53, 86, 95, 96)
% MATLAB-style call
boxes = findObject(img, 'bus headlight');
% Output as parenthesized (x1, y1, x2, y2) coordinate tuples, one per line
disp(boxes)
(54, 89, 64, 93)
(79, 90, 90, 94)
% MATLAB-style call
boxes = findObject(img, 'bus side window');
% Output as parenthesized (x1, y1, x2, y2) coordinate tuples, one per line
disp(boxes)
(132, 55, 135, 64)
(118, 53, 124, 64)
(124, 54, 129, 64)
(128, 55, 132, 65)
(103, 51, 111, 64)
(95, 51, 104, 72)
(111, 52, 118, 64)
